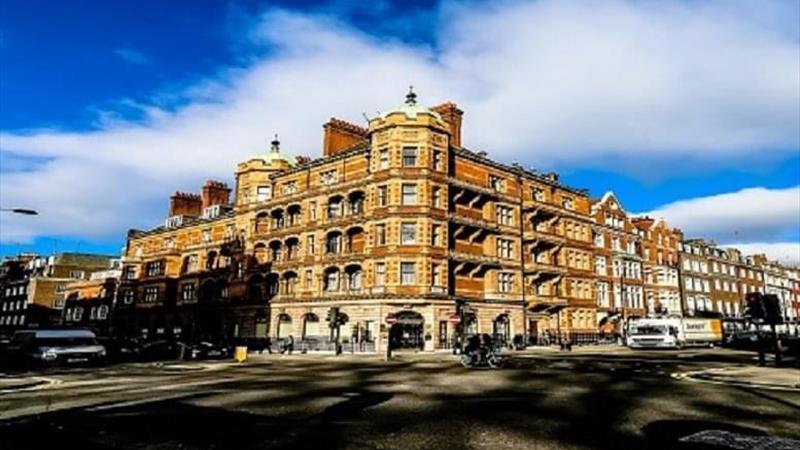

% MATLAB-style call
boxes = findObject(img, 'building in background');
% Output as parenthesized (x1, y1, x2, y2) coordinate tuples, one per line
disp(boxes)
(591, 193, 644, 332)
(632, 217, 682, 317)
(0, 253, 119, 333)
(63, 267, 122, 336)
(754, 255, 797, 322)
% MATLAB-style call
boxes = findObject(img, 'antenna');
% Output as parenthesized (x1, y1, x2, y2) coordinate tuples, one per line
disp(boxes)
(362, 112, 369, 122)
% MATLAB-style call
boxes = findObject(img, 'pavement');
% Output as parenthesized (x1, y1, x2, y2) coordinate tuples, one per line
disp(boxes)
(0, 347, 798, 449)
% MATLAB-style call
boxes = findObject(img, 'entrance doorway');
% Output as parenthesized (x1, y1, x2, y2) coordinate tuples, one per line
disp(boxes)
(389, 311, 424, 350)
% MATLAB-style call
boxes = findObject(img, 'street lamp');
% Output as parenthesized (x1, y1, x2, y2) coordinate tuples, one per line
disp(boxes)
(0, 208, 38, 215)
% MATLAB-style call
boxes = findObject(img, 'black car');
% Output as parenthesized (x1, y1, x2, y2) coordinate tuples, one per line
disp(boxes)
(188, 341, 230, 360)
(137, 340, 185, 362)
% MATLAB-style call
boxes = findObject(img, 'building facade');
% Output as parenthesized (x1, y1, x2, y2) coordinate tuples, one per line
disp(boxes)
(632, 217, 682, 317)
(117, 93, 599, 350)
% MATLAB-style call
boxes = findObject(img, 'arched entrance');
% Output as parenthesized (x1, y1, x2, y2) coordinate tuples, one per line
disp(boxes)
(493, 314, 510, 346)
(389, 311, 424, 350)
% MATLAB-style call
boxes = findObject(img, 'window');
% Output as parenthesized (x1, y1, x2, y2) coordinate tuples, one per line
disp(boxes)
(497, 239, 514, 259)
(401, 184, 417, 205)
(307, 235, 316, 255)
(595, 256, 606, 275)
(379, 148, 389, 169)
(325, 271, 339, 292)
(181, 283, 195, 301)
(432, 186, 442, 208)
(348, 269, 362, 290)
(400, 262, 416, 285)
(305, 270, 313, 289)
(377, 185, 388, 206)
(202, 229, 211, 243)
(401, 223, 417, 245)
(55, 283, 66, 293)
(144, 287, 158, 303)
(283, 181, 297, 195)
(146, 261, 164, 277)
(532, 187, 545, 202)
(70, 270, 84, 279)
(431, 224, 442, 246)
(496, 206, 513, 226)
(122, 290, 135, 304)
(498, 273, 514, 293)
(328, 198, 343, 218)
(431, 263, 441, 286)
(375, 263, 386, 286)
(489, 175, 503, 191)
(376, 224, 387, 245)
(326, 233, 342, 254)
(432, 150, 443, 171)
(309, 201, 317, 220)
(97, 305, 109, 320)
(562, 197, 573, 210)
(402, 146, 417, 167)
(320, 170, 337, 185)
(256, 186, 271, 201)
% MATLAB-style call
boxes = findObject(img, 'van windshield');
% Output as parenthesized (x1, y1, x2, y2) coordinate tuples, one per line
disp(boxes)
(35, 337, 98, 347)
(631, 325, 667, 336)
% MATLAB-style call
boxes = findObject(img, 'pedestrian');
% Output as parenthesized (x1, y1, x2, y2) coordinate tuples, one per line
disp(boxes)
(264, 336, 272, 354)
(287, 335, 294, 355)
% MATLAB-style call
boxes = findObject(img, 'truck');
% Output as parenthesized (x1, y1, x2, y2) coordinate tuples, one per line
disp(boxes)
(626, 317, 723, 349)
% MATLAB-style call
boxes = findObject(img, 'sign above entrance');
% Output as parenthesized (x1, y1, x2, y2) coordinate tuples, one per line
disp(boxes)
(385, 313, 397, 325)
(448, 314, 461, 325)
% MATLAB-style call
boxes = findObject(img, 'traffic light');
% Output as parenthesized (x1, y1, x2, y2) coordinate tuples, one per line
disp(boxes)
(762, 294, 783, 325)
(744, 292, 765, 320)
(326, 307, 339, 328)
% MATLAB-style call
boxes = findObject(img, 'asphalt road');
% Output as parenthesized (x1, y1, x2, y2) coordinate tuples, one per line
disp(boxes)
(0, 348, 798, 450)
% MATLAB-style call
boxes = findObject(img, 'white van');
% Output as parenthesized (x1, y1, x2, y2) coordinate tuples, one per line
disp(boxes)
(627, 317, 723, 349)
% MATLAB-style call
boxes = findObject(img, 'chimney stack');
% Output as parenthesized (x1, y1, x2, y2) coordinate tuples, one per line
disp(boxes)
(431, 102, 463, 148)
(323, 118, 368, 157)
(169, 192, 202, 218)
(202, 180, 231, 210)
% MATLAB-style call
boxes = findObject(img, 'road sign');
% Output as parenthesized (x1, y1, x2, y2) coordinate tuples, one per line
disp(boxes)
(385, 314, 397, 325)
(448, 314, 461, 325)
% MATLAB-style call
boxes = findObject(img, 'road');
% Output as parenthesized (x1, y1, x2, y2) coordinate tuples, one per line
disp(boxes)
(1, 347, 798, 449)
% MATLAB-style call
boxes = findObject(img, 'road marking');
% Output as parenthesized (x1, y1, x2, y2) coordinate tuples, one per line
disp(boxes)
(672, 369, 800, 393)
(0, 377, 61, 394)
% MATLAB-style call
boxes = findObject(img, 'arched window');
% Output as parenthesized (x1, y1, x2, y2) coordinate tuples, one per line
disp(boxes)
(271, 209, 285, 229)
(269, 240, 282, 262)
(277, 314, 292, 338)
(345, 265, 363, 291)
(326, 231, 342, 254)
(283, 271, 298, 294)
(346, 227, 365, 254)
(287, 204, 302, 226)
(324, 267, 340, 292)
(302, 313, 320, 339)
(327, 196, 344, 219)
(348, 191, 365, 215)
(254, 243, 268, 265)
(285, 237, 300, 261)
(206, 251, 218, 270)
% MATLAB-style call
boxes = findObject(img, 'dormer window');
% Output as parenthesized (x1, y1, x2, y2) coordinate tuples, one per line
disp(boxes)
(532, 187, 545, 202)
(283, 181, 297, 195)
(321, 170, 337, 185)
(562, 197, 574, 210)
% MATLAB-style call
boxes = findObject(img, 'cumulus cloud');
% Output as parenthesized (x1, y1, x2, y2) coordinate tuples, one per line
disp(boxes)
(641, 186, 800, 264)
(1, 1, 798, 244)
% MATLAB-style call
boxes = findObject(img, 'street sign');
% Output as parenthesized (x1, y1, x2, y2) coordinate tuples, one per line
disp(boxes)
(448, 314, 461, 325)
(385, 314, 397, 325)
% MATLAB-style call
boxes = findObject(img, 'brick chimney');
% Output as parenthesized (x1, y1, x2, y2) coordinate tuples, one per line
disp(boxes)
(323, 118, 368, 157)
(202, 180, 231, 210)
(431, 102, 463, 148)
(169, 192, 202, 217)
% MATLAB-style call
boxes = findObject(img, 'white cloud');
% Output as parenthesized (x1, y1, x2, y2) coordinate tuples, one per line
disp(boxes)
(114, 47, 150, 65)
(722, 243, 800, 267)
(1, 1, 798, 244)
(641, 186, 800, 243)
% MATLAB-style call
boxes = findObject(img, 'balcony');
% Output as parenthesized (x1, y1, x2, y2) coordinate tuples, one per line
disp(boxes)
(526, 295, 568, 312)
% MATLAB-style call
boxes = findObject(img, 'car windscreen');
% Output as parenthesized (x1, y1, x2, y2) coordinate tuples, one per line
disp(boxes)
(630, 325, 667, 335)
(34, 337, 99, 347)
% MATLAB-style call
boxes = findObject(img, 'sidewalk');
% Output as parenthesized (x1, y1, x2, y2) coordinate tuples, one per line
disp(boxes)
(679, 366, 800, 390)
(0, 377, 51, 393)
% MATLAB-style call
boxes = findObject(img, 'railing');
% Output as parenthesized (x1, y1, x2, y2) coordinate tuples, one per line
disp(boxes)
(277, 337, 376, 353)
(527, 332, 612, 346)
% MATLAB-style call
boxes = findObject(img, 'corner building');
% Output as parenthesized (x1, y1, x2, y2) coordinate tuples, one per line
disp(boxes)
(119, 93, 596, 351)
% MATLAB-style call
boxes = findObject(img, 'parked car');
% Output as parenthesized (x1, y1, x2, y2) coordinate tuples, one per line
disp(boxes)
(137, 340, 185, 362)
(96, 337, 142, 362)
(188, 341, 230, 360)
(6, 329, 106, 367)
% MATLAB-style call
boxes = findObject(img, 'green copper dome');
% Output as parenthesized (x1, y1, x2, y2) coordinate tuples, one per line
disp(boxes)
(379, 87, 442, 120)
(253, 135, 297, 167)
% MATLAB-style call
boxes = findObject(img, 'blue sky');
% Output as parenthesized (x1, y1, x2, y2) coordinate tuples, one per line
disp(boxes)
(1, 0, 799, 262)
